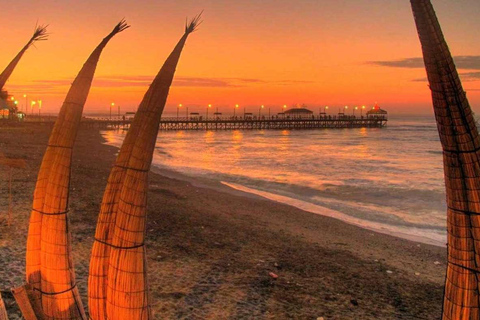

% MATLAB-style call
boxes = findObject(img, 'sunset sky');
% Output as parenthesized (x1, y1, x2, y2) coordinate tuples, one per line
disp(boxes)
(1, 0, 480, 116)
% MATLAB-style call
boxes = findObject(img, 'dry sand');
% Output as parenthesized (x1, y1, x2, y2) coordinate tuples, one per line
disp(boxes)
(0, 125, 446, 319)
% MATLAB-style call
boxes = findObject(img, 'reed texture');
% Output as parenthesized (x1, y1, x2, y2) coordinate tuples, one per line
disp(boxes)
(0, 293, 7, 320)
(88, 15, 201, 320)
(25, 20, 129, 320)
(0, 25, 48, 91)
(411, 0, 480, 319)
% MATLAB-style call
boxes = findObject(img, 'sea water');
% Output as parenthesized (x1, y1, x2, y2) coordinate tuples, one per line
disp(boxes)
(101, 115, 447, 246)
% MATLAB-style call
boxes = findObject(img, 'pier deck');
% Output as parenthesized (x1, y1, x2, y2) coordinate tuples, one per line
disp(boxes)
(82, 116, 388, 130)
(9, 115, 388, 130)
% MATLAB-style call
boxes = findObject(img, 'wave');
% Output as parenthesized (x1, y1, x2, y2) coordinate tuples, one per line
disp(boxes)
(222, 181, 446, 247)
(100, 118, 448, 248)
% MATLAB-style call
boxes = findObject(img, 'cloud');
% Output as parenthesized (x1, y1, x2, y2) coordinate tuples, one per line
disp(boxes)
(460, 72, 480, 80)
(174, 77, 262, 88)
(413, 71, 480, 83)
(4, 75, 312, 94)
(4, 82, 68, 95)
(370, 57, 426, 69)
(86, 75, 267, 88)
(369, 55, 480, 70)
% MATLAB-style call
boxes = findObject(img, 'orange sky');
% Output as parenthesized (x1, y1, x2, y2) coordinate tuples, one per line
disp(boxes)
(1, 0, 480, 116)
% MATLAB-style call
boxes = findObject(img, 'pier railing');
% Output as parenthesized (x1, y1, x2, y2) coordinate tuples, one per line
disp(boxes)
(6, 114, 388, 130)
(83, 115, 388, 130)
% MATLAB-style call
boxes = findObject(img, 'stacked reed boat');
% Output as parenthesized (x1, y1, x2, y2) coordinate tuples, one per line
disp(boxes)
(88, 15, 201, 320)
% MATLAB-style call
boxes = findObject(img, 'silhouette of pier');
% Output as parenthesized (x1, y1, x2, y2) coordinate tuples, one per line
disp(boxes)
(81, 115, 388, 130)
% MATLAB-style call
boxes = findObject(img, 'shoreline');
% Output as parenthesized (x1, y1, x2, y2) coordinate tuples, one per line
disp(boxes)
(153, 165, 445, 248)
(148, 159, 447, 283)
(102, 130, 446, 248)
(0, 126, 446, 319)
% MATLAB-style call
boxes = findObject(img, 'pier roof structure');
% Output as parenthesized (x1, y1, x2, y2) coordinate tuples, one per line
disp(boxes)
(284, 108, 313, 115)
(367, 104, 387, 116)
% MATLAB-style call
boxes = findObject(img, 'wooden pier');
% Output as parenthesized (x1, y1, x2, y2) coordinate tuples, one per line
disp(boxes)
(9, 115, 388, 130)
(82, 115, 387, 130)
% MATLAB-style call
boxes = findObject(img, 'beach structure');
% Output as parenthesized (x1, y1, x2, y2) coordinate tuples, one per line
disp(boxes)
(366, 104, 388, 119)
(17, 21, 129, 320)
(284, 107, 314, 118)
(78, 114, 387, 130)
(0, 91, 21, 121)
(0, 25, 48, 91)
(88, 15, 201, 320)
(410, 0, 480, 318)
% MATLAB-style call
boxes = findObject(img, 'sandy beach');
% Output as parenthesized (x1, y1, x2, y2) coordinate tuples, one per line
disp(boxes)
(0, 125, 446, 319)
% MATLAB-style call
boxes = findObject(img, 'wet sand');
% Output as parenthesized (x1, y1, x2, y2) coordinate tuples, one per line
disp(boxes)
(0, 125, 446, 319)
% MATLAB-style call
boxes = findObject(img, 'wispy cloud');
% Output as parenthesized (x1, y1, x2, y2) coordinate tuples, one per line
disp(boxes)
(413, 71, 480, 83)
(369, 55, 480, 70)
(4, 75, 313, 93)
(460, 72, 480, 81)
(94, 76, 312, 88)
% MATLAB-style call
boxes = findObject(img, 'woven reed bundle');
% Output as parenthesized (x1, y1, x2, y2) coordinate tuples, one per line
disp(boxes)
(25, 20, 129, 320)
(0, 293, 7, 320)
(0, 25, 48, 91)
(88, 14, 201, 320)
(411, 1, 480, 318)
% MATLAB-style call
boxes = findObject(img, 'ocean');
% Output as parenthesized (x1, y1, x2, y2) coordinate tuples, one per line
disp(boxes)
(101, 115, 447, 246)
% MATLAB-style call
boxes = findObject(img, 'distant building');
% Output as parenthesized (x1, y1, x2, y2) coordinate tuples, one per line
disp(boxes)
(0, 90, 19, 120)
(124, 112, 136, 120)
(0, 100, 10, 119)
(367, 104, 388, 119)
(283, 107, 314, 118)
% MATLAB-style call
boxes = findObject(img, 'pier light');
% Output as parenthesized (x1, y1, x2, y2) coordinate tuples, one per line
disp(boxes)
(177, 103, 182, 119)
(259, 105, 264, 117)
(10, 96, 14, 101)
(109, 102, 115, 120)
(207, 104, 212, 120)
(14, 100, 18, 105)
(23, 94, 28, 114)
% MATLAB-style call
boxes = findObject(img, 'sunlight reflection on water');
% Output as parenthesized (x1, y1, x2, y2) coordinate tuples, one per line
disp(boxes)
(102, 115, 447, 245)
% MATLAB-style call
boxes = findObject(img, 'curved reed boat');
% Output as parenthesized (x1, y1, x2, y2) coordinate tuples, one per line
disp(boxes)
(88, 14, 201, 320)
(411, 0, 480, 318)
(21, 20, 129, 320)
(0, 25, 48, 91)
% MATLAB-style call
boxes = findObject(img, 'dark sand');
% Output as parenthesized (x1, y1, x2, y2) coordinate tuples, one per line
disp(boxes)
(0, 125, 446, 319)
